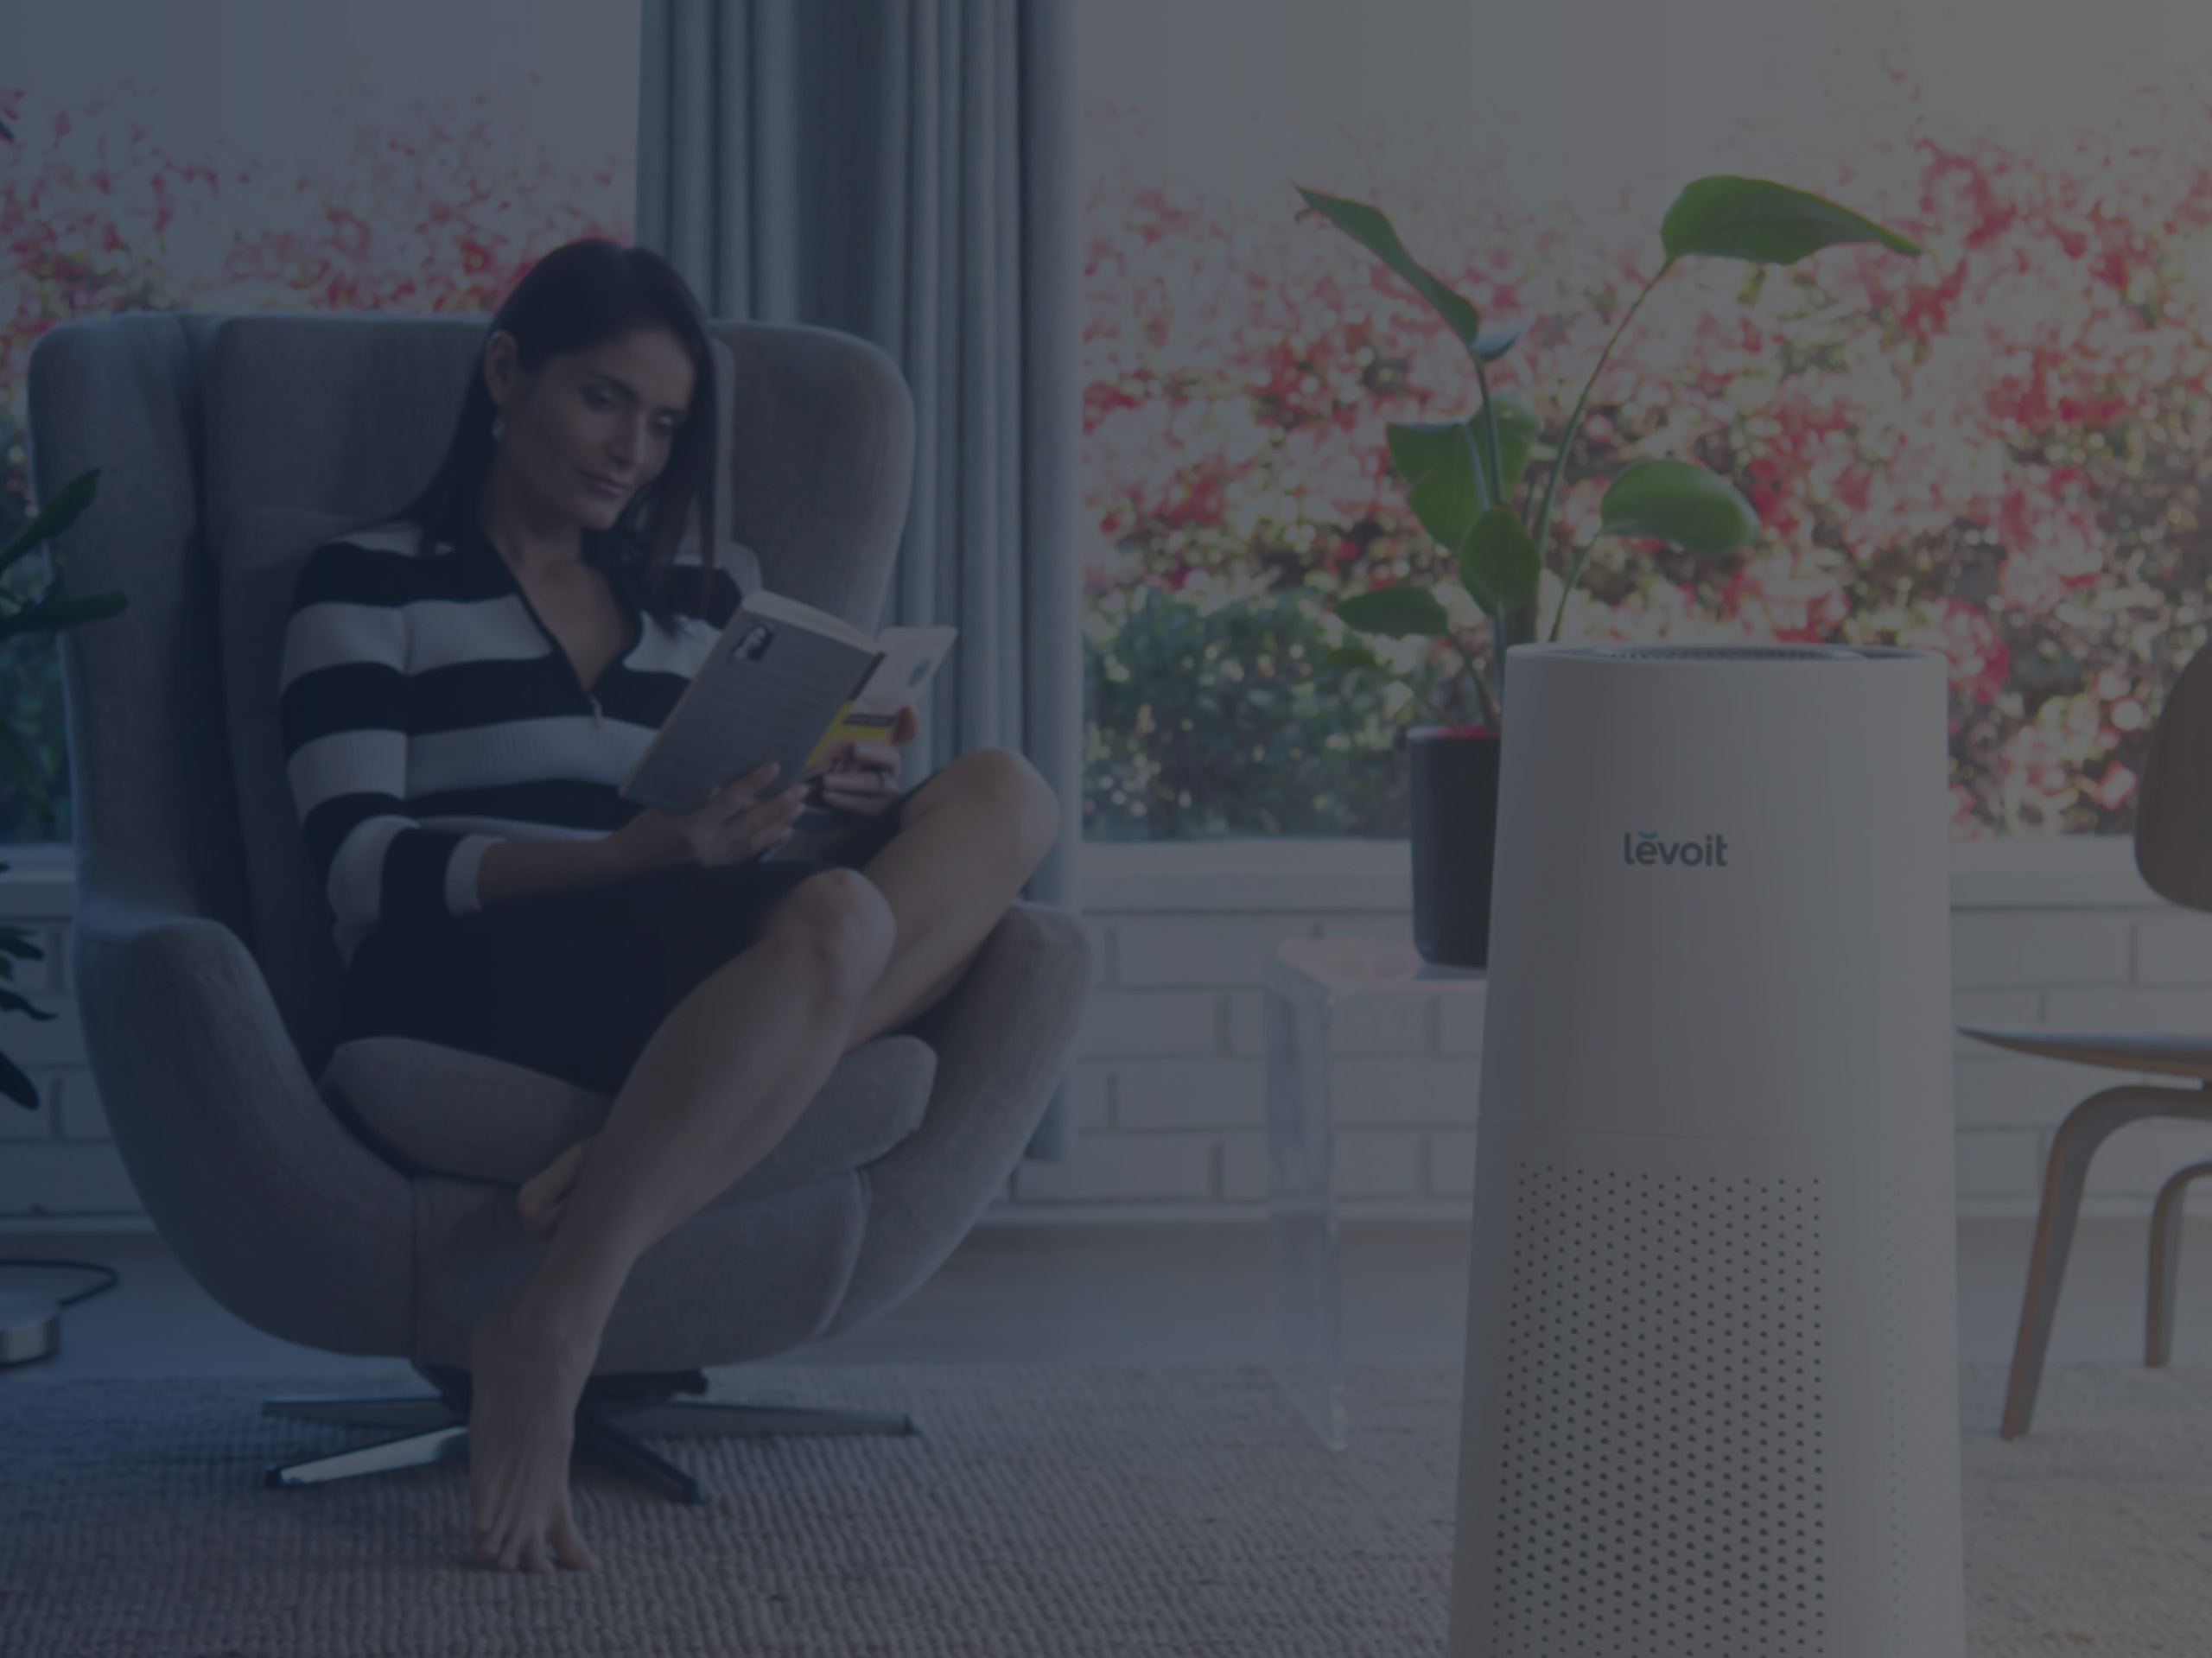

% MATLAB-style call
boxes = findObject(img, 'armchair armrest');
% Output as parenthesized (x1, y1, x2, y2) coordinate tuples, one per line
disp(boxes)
(73, 894, 413, 1356)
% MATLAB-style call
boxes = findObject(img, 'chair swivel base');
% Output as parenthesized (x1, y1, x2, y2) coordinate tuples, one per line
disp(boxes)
(262, 1363, 916, 1504)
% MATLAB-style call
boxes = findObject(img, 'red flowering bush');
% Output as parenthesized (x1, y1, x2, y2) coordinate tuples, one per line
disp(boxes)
(1082, 60, 2212, 838)
(0, 82, 628, 840)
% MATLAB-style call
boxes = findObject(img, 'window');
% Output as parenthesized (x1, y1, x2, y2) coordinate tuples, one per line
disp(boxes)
(1, 0, 639, 842)
(1077, 0, 2212, 841)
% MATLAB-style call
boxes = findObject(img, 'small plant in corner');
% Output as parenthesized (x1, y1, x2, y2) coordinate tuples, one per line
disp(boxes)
(1299, 175, 1924, 729)
(0, 472, 126, 1109)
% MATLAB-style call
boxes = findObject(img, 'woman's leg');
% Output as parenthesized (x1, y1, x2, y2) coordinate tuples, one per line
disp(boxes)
(841, 746, 1061, 1045)
(466, 867, 895, 1573)
(514, 750, 1060, 1255)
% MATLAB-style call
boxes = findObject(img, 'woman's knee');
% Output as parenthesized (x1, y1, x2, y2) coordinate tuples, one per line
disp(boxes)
(762, 868, 896, 1000)
(938, 748, 1061, 873)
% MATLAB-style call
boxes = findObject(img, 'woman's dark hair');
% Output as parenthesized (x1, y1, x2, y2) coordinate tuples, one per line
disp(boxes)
(401, 239, 719, 625)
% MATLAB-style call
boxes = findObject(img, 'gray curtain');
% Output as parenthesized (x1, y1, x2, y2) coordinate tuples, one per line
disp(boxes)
(637, 0, 1083, 1160)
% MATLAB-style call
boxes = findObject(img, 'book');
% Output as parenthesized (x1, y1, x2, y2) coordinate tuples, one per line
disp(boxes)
(619, 588, 957, 820)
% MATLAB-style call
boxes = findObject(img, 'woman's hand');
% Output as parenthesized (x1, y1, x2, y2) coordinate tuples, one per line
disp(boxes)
(603, 761, 807, 877)
(815, 705, 918, 818)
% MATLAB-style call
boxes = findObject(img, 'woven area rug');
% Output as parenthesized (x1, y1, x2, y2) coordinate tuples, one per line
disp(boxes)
(1959, 1363, 2212, 1655)
(3, 1362, 2212, 1655)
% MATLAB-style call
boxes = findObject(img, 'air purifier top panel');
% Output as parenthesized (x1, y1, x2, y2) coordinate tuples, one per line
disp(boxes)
(1548, 643, 1923, 663)
(1480, 644, 1952, 1144)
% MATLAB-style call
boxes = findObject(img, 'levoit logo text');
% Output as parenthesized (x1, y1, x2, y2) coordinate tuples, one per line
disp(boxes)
(1622, 831, 1730, 868)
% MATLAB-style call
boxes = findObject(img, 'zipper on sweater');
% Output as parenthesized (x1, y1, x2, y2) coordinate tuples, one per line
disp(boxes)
(511, 589, 624, 727)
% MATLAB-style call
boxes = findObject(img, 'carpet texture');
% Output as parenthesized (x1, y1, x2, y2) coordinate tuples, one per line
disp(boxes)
(2, 1363, 1453, 1657)
(1959, 1363, 2212, 1655)
(3, 1362, 2210, 1655)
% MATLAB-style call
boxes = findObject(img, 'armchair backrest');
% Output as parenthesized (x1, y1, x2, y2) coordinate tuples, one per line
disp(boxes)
(30, 311, 915, 1074)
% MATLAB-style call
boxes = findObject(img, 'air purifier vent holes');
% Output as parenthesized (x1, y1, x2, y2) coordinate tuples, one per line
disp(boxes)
(1490, 1163, 1828, 1654)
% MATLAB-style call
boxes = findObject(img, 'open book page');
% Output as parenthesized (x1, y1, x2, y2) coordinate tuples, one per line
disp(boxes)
(854, 626, 958, 715)
(620, 595, 880, 815)
(803, 626, 960, 765)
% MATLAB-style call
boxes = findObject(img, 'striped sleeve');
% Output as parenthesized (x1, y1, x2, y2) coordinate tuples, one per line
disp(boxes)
(279, 539, 501, 937)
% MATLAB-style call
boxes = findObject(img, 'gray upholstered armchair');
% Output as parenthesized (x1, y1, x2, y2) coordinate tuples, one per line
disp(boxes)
(25, 312, 1089, 1502)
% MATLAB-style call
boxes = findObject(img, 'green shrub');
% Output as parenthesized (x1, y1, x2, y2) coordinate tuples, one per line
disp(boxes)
(1084, 585, 1456, 840)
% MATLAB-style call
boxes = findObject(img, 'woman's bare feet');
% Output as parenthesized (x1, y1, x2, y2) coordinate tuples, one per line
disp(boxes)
(465, 1297, 601, 1572)
(517, 1136, 597, 1240)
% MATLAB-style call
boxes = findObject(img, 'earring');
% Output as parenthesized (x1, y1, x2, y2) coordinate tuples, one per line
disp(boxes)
(490, 415, 506, 442)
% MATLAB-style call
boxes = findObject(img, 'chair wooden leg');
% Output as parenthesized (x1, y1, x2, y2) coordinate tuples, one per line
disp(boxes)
(2146, 1159, 2212, 1367)
(2002, 1084, 2212, 1439)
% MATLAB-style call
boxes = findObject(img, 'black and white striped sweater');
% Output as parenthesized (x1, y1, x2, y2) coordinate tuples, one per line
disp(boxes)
(279, 518, 744, 960)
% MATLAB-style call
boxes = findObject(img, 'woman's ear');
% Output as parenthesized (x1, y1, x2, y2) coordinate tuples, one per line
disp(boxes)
(482, 330, 521, 414)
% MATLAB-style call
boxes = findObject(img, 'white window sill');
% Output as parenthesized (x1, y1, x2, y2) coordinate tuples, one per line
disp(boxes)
(1077, 835, 2161, 913)
(0, 835, 2164, 918)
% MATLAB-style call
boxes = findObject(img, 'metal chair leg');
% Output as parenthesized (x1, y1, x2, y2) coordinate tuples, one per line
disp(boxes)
(258, 1366, 916, 1502)
(2003, 1083, 2212, 1439)
(265, 1424, 469, 1488)
(574, 1418, 709, 1505)
(2146, 1159, 2212, 1366)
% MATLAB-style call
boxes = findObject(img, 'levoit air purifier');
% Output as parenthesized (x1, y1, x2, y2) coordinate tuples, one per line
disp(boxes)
(1446, 644, 1965, 1658)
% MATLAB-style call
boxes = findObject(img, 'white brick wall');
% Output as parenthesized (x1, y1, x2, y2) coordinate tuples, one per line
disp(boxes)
(1025, 835, 2212, 1224)
(12, 835, 2212, 1226)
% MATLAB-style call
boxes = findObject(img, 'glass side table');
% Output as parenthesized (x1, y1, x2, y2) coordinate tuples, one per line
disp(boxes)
(1264, 937, 1488, 1451)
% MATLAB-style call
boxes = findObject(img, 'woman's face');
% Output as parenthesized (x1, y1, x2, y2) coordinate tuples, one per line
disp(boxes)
(482, 325, 697, 533)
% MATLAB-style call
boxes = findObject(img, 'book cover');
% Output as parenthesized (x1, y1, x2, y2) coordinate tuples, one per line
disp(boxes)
(620, 593, 957, 822)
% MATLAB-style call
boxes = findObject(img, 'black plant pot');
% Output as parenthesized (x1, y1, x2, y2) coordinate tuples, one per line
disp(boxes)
(1408, 727, 1503, 970)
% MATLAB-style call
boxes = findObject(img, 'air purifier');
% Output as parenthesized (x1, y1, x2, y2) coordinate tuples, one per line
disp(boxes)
(1446, 644, 1965, 1657)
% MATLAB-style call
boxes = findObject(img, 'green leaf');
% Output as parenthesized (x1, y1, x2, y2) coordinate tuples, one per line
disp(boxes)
(0, 469, 99, 575)
(1387, 422, 1487, 544)
(0, 987, 54, 1022)
(1335, 586, 1451, 638)
(0, 588, 128, 644)
(1482, 394, 1541, 505)
(1296, 187, 1484, 349)
(0, 925, 40, 986)
(1661, 176, 1923, 266)
(1389, 395, 1540, 534)
(0, 1047, 39, 1110)
(1599, 459, 1762, 554)
(1459, 508, 1543, 613)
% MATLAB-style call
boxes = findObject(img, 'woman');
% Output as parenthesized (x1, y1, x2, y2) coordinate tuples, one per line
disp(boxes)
(279, 240, 1059, 1574)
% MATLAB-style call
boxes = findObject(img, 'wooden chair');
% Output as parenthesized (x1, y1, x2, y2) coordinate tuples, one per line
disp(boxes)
(1962, 642, 2212, 1438)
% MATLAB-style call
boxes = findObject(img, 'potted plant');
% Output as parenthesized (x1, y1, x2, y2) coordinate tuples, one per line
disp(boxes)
(0, 117, 130, 1106)
(1300, 175, 1923, 966)
(0, 472, 124, 1109)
